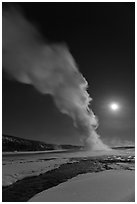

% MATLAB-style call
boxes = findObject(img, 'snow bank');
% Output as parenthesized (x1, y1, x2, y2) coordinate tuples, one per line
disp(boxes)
(2, 158, 69, 186)
(3, 148, 134, 187)
(29, 170, 135, 202)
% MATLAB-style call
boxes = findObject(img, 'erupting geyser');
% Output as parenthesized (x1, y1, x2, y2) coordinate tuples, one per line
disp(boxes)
(3, 8, 109, 150)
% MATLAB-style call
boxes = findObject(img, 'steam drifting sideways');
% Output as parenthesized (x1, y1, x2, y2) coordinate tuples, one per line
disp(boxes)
(3, 8, 109, 150)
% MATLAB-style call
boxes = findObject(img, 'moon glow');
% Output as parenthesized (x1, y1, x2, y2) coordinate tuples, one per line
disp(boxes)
(110, 103, 119, 111)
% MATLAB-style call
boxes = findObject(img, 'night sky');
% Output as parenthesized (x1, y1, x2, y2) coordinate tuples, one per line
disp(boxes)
(3, 3, 135, 146)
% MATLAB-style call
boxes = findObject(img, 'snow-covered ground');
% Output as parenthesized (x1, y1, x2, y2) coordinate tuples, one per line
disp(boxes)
(3, 148, 135, 202)
(2, 148, 134, 187)
(3, 158, 69, 186)
(29, 170, 135, 202)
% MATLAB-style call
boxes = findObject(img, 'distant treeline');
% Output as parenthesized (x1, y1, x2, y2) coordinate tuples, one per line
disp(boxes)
(2, 135, 82, 152)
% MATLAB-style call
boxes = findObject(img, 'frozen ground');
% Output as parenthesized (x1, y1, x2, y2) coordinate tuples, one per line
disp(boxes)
(2, 148, 135, 202)
(29, 170, 135, 202)
(3, 158, 70, 186)
(2, 148, 134, 186)
(2, 149, 109, 186)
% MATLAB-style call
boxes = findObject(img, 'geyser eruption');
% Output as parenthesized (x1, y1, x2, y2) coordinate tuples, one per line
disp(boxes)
(3, 8, 109, 150)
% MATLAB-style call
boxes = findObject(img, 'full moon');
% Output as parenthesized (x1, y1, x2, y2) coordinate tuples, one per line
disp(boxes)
(110, 103, 119, 111)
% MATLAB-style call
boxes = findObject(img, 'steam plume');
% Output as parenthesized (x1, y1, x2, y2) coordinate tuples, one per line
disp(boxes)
(3, 8, 109, 150)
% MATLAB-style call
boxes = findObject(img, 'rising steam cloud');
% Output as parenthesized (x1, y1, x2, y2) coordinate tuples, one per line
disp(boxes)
(3, 8, 109, 150)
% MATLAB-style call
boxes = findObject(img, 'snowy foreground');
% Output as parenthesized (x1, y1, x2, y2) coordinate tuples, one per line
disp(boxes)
(3, 157, 69, 186)
(29, 170, 135, 202)
(2, 148, 135, 202)
(2, 149, 117, 186)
